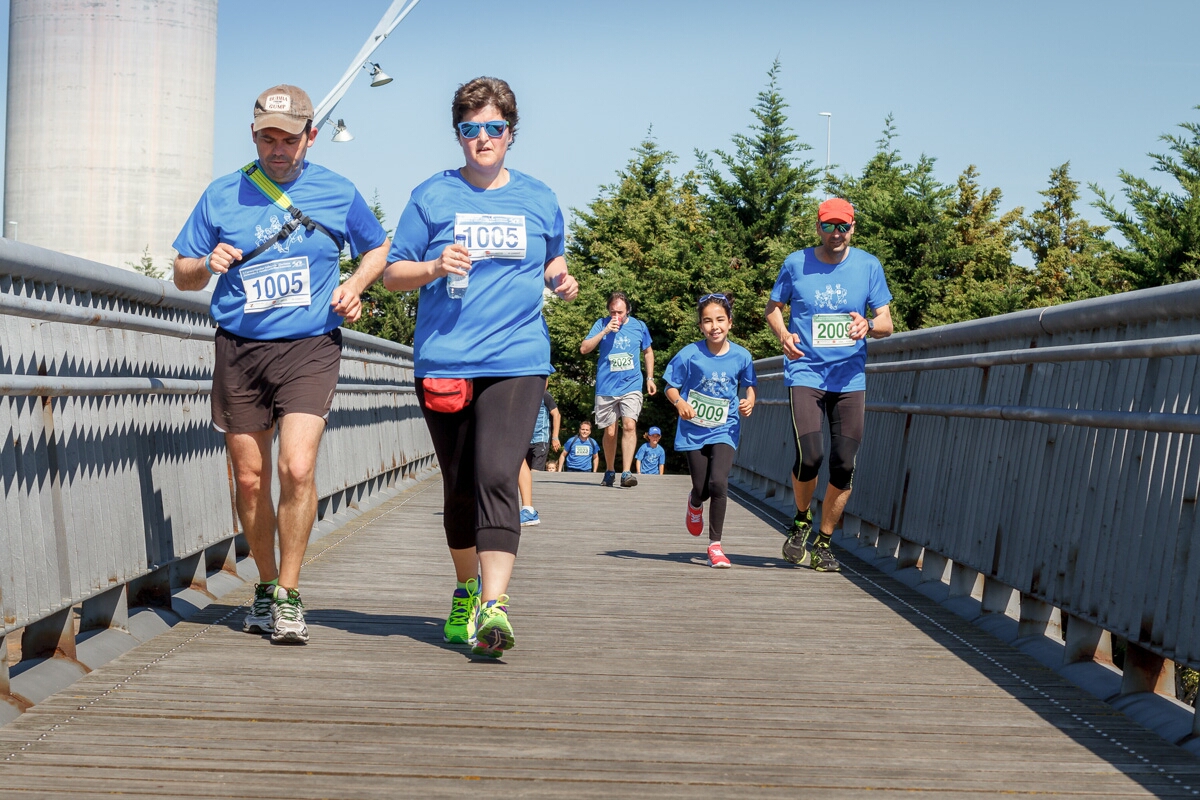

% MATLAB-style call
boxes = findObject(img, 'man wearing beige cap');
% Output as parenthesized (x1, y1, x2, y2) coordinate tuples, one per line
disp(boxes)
(765, 197, 893, 573)
(172, 85, 390, 644)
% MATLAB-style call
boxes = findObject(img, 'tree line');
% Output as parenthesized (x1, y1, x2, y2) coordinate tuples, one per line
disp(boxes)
(346, 60, 1200, 441)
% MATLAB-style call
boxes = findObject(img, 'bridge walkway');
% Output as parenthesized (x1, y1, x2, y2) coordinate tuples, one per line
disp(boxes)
(1, 473, 1198, 798)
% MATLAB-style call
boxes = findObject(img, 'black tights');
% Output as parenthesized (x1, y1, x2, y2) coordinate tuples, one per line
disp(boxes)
(418, 375, 546, 555)
(685, 443, 736, 542)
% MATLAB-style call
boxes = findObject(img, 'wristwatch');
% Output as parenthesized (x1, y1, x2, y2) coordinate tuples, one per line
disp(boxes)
(867, 318, 875, 332)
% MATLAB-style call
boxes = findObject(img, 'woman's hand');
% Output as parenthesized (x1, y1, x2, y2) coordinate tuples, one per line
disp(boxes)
(435, 243, 471, 280)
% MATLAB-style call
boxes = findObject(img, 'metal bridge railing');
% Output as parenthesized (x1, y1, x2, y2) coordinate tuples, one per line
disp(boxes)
(0, 238, 434, 719)
(736, 280, 1200, 748)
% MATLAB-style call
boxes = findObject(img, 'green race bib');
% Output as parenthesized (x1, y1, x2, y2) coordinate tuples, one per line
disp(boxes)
(608, 352, 635, 372)
(687, 390, 729, 429)
(812, 313, 854, 347)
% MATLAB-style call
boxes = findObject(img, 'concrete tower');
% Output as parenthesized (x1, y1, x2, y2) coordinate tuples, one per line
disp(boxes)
(4, 0, 218, 273)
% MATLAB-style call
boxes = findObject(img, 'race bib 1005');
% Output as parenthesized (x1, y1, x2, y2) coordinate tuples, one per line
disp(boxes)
(241, 256, 311, 314)
(687, 390, 730, 429)
(453, 213, 527, 259)
(812, 313, 854, 347)
(608, 352, 635, 372)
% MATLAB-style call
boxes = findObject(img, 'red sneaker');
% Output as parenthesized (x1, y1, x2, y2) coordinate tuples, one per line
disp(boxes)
(686, 500, 704, 536)
(707, 542, 731, 568)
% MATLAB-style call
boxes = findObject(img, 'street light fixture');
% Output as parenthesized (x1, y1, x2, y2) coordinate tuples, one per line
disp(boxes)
(331, 119, 354, 143)
(364, 62, 393, 87)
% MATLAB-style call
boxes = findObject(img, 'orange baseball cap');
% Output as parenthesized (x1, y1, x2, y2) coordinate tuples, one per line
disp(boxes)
(817, 198, 855, 223)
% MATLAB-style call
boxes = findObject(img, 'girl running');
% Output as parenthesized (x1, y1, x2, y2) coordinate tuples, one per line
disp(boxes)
(663, 293, 757, 568)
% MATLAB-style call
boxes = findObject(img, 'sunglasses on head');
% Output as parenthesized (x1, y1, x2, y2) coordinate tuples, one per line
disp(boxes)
(819, 221, 852, 233)
(456, 120, 508, 139)
(698, 292, 732, 308)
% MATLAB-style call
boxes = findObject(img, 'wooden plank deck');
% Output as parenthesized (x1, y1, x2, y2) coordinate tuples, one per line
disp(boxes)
(2, 472, 1198, 798)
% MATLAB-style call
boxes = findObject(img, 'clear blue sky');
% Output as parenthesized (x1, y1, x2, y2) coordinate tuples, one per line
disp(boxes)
(3, 1, 1199, 265)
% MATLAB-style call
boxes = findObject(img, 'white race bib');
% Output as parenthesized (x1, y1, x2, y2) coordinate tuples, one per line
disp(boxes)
(453, 213, 527, 259)
(608, 352, 635, 372)
(572, 443, 592, 457)
(241, 256, 311, 314)
(687, 390, 730, 429)
(812, 313, 854, 347)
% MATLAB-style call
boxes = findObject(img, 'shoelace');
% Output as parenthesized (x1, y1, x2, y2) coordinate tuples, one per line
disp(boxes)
(447, 596, 473, 626)
(276, 592, 304, 623)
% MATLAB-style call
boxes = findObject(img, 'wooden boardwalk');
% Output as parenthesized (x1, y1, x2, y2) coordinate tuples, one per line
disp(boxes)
(2, 473, 1199, 798)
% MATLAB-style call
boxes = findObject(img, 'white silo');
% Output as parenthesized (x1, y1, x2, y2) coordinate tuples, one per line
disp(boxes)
(3, 0, 218, 274)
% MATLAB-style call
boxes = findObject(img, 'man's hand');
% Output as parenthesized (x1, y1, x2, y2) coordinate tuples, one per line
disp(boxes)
(646, 377, 658, 396)
(779, 331, 803, 360)
(848, 311, 870, 341)
(206, 243, 243, 275)
(330, 283, 364, 323)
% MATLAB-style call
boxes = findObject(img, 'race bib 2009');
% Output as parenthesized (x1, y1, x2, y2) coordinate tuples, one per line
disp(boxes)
(812, 313, 854, 347)
(608, 352, 635, 372)
(241, 256, 311, 314)
(453, 213, 527, 259)
(687, 390, 730, 429)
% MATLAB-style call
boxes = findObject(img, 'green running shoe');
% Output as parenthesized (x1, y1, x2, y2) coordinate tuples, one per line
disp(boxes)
(810, 543, 842, 573)
(781, 509, 814, 564)
(472, 595, 515, 658)
(443, 577, 480, 644)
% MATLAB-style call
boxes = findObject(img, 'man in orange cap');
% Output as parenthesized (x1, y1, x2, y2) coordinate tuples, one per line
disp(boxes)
(764, 197, 894, 572)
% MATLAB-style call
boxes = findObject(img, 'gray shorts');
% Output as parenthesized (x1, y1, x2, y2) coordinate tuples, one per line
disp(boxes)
(594, 391, 643, 428)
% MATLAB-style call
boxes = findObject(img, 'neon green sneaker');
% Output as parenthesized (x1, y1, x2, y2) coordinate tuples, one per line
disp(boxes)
(443, 578, 480, 644)
(472, 595, 515, 658)
(782, 508, 814, 565)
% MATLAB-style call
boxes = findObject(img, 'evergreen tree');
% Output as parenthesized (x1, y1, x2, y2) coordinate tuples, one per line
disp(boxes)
(340, 196, 417, 343)
(1018, 162, 1127, 304)
(1093, 107, 1200, 289)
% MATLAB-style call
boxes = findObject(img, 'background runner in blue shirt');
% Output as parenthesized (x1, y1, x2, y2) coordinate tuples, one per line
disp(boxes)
(580, 291, 656, 489)
(560, 422, 601, 472)
(635, 426, 667, 475)
(663, 293, 757, 569)
(765, 197, 894, 574)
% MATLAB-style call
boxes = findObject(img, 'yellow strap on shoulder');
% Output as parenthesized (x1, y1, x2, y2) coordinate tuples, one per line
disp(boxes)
(240, 162, 294, 212)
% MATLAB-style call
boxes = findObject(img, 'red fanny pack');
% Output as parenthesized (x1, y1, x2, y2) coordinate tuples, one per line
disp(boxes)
(421, 378, 474, 413)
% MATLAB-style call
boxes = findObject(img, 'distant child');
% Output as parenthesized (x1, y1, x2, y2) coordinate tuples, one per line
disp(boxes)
(545, 461, 559, 473)
(635, 426, 667, 475)
(663, 293, 757, 568)
(559, 420, 601, 472)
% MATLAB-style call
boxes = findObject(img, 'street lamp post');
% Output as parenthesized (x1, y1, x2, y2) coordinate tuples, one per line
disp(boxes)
(819, 112, 832, 172)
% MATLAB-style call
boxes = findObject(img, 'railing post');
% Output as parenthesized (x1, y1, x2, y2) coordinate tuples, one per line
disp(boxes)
(981, 578, 1017, 616)
(0, 634, 9, 695)
(170, 552, 209, 596)
(21, 606, 75, 661)
(949, 563, 982, 599)
(1121, 642, 1175, 696)
(1017, 595, 1061, 641)
(1063, 615, 1113, 666)
(919, 550, 949, 584)
(896, 539, 923, 570)
(206, 538, 238, 577)
(79, 585, 129, 634)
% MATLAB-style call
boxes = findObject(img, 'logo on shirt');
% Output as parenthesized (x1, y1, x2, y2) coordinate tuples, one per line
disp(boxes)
(815, 283, 848, 310)
(613, 331, 634, 351)
(698, 371, 733, 395)
(255, 215, 305, 255)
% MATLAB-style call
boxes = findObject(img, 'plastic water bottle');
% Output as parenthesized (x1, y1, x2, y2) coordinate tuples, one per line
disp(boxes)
(447, 234, 469, 299)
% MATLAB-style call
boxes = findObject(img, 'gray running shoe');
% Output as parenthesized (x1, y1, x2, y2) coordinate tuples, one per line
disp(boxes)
(243, 582, 275, 633)
(781, 510, 814, 564)
(620, 471, 638, 488)
(270, 586, 309, 644)
(810, 543, 842, 573)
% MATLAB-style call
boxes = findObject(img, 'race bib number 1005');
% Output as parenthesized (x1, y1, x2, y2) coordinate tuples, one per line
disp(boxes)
(453, 213, 527, 259)
(241, 256, 311, 314)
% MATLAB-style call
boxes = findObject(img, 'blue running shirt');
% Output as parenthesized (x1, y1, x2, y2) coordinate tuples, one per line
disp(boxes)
(635, 443, 666, 474)
(562, 435, 600, 470)
(769, 247, 892, 391)
(530, 391, 558, 444)
(663, 341, 757, 452)
(587, 315, 652, 396)
(389, 169, 566, 378)
(173, 161, 388, 340)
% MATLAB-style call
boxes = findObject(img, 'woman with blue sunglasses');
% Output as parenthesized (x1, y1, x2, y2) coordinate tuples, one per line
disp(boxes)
(382, 76, 579, 659)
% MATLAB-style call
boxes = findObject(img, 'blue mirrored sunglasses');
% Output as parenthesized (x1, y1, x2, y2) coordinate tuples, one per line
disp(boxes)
(456, 120, 508, 139)
(819, 221, 852, 233)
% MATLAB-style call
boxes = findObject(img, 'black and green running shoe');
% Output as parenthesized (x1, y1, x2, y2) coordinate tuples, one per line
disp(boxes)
(810, 543, 841, 573)
(781, 509, 814, 564)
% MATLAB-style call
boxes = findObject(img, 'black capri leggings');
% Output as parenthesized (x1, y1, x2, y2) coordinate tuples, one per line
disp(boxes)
(685, 443, 736, 542)
(789, 386, 865, 491)
(417, 375, 546, 555)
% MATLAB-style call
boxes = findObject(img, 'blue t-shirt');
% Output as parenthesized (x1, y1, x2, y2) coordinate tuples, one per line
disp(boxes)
(562, 435, 600, 470)
(663, 341, 758, 452)
(173, 161, 388, 340)
(530, 391, 557, 444)
(635, 443, 666, 474)
(769, 247, 892, 391)
(587, 316, 652, 397)
(389, 169, 566, 378)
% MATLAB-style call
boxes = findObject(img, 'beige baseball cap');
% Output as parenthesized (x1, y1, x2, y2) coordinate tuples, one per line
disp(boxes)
(252, 85, 314, 134)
